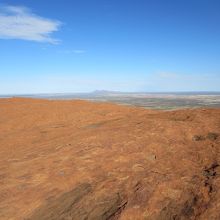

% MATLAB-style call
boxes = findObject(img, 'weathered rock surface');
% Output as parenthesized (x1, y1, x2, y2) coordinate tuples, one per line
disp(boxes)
(0, 98, 219, 220)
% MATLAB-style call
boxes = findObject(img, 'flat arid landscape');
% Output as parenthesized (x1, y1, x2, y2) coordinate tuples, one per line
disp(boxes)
(2, 91, 220, 110)
(0, 98, 220, 219)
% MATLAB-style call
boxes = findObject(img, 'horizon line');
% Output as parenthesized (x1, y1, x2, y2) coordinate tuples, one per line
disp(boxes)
(1, 90, 220, 96)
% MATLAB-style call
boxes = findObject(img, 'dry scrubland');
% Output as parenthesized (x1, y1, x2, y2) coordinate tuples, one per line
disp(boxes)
(0, 98, 220, 219)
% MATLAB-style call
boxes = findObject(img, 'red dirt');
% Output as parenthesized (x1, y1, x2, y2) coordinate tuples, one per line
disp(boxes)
(0, 98, 220, 220)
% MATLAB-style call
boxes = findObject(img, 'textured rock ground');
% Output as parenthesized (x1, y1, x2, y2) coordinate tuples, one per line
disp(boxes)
(0, 98, 219, 220)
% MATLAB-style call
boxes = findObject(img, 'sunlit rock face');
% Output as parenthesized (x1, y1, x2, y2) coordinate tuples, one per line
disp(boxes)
(0, 98, 219, 220)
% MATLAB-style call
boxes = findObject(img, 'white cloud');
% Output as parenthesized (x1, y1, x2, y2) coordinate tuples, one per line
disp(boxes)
(0, 5, 61, 43)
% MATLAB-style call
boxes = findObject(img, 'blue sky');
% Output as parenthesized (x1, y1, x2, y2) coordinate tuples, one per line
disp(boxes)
(0, 0, 220, 94)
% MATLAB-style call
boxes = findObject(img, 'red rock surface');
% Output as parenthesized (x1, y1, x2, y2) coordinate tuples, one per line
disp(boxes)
(0, 98, 219, 220)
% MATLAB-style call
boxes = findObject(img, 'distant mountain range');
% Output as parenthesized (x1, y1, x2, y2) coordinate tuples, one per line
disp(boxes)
(1, 90, 220, 99)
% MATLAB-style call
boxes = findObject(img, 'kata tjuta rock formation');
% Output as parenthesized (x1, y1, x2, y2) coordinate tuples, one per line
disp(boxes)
(0, 98, 220, 220)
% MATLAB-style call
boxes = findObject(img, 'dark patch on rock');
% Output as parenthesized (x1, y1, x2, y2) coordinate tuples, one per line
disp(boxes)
(87, 193, 127, 220)
(203, 162, 219, 177)
(28, 183, 92, 220)
(193, 133, 219, 142)
(192, 135, 205, 141)
(181, 195, 198, 217)
(151, 196, 197, 220)
(206, 132, 219, 141)
(28, 183, 128, 220)
(203, 162, 219, 194)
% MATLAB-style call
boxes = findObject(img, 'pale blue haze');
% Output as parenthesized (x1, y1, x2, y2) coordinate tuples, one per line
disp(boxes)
(0, 0, 220, 94)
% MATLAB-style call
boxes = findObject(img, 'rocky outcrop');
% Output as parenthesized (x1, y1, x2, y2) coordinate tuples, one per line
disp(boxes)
(0, 98, 219, 219)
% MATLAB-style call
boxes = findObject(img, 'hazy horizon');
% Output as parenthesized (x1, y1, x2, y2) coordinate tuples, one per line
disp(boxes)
(1, 90, 220, 97)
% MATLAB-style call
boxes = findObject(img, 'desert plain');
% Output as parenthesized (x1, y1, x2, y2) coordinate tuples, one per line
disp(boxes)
(0, 98, 220, 219)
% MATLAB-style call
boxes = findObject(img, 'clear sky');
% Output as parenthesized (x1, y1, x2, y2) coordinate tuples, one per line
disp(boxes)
(0, 0, 220, 94)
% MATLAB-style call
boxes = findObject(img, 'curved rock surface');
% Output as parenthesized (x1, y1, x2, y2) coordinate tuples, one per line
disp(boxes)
(0, 98, 219, 220)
